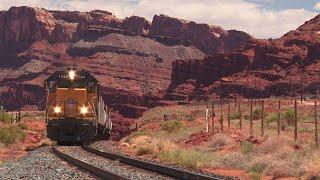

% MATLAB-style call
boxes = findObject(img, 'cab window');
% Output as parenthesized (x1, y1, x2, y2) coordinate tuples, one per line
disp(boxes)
(49, 81, 56, 92)
(88, 82, 95, 93)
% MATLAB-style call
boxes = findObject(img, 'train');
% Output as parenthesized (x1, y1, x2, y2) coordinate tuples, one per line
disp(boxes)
(44, 68, 112, 143)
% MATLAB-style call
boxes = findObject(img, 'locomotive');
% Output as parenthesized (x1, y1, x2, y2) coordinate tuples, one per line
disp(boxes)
(44, 68, 112, 143)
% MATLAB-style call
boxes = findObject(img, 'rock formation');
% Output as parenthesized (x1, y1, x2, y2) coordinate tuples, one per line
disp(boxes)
(0, 6, 319, 139)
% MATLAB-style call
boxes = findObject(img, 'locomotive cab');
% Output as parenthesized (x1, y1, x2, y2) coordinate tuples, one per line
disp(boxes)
(45, 68, 112, 143)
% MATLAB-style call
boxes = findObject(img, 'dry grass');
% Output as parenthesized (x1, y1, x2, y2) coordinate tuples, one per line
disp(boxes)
(0, 125, 27, 145)
(127, 99, 320, 178)
(218, 152, 247, 169)
(157, 148, 213, 169)
(207, 133, 235, 150)
(136, 145, 154, 156)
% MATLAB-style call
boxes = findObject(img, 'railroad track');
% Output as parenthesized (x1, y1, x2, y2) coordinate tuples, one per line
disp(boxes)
(52, 146, 126, 179)
(53, 144, 223, 180)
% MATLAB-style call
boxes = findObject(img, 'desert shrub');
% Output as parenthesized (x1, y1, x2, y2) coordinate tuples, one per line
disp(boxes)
(185, 114, 195, 121)
(158, 148, 211, 169)
(252, 107, 263, 120)
(241, 141, 254, 154)
(218, 152, 247, 169)
(265, 113, 278, 126)
(162, 120, 182, 133)
(125, 131, 150, 143)
(136, 145, 154, 156)
(304, 153, 320, 178)
(0, 125, 27, 145)
(257, 136, 293, 154)
(0, 110, 13, 123)
(264, 157, 305, 178)
(230, 112, 240, 120)
(209, 134, 234, 150)
(283, 108, 295, 125)
(17, 123, 28, 130)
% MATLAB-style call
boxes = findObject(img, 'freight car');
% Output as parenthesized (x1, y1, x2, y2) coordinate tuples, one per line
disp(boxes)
(44, 68, 112, 143)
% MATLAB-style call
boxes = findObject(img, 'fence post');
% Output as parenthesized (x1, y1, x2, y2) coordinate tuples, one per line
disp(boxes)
(220, 100, 223, 132)
(2, 110, 4, 122)
(238, 100, 242, 130)
(205, 107, 209, 133)
(277, 99, 281, 136)
(261, 100, 265, 137)
(18, 109, 21, 123)
(211, 101, 215, 133)
(300, 74, 303, 104)
(294, 100, 298, 141)
(250, 99, 253, 136)
(315, 101, 318, 147)
(228, 100, 231, 129)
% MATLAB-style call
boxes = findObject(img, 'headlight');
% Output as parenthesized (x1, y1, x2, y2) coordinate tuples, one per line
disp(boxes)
(69, 70, 76, 80)
(54, 106, 61, 114)
(80, 106, 88, 115)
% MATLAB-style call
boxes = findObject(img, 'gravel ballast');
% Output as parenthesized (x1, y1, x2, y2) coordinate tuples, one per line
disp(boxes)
(0, 147, 95, 180)
(58, 146, 173, 180)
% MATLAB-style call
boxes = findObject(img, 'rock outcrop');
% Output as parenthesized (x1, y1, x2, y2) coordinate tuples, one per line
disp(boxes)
(0, 6, 319, 139)
(148, 14, 252, 54)
(0, 6, 56, 52)
(122, 16, 150, 35)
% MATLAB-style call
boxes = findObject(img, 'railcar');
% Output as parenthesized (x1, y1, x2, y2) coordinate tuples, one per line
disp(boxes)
(44, 68, 112, 143)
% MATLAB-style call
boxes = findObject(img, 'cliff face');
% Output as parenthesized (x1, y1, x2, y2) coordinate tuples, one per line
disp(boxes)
(0, 6, 319, 139)
(148, 15, 252, 54)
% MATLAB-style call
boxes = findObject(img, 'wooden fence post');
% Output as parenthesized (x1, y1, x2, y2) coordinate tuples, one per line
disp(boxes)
(250, 99, 253, 136)
(238, 100, 242, 130)
(205, 107, 209, 133)
(211, 101, 215, 133)
(228, 100, 231, 129)
(277, 99, 281, 136)
(220, 100, 223, 132)
(300, 74, 303, 104)
(315, 101, 318, 147)
(294, 100, 298, 141)
(261, 100, 265, 137)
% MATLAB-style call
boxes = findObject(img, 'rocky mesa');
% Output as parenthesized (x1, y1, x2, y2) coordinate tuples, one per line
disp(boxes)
(0, 6, 319, 138)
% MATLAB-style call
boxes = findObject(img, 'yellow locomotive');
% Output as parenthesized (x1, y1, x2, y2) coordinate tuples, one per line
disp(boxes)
(44, 68, 112, 143)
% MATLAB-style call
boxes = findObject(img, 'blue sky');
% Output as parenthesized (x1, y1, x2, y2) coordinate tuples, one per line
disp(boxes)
(246, 0, 319, 11)
(0, 0, 319, 38)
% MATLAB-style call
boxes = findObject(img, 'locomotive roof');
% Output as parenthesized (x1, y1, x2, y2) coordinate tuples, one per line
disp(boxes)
(45, 68, 98, 82)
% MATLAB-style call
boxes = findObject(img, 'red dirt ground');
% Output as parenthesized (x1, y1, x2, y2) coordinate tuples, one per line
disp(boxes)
(0, 119, 47, 162)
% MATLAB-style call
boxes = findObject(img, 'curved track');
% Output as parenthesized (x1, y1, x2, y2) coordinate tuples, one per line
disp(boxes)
(52, 146, 126, 179)
(53, 145, 223, 180)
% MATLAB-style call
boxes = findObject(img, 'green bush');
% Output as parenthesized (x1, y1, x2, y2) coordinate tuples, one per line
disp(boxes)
(0, 110, 13, 123)
(136, 145, 154, 156)
(253, 107, 263, 120)
(125, 131, 150, 143)
(241, 141, 255, 154)
(158, 148, 211, 169)
(0, 125, 27, 145)
(265, 113, 279, 126)
(230, 112, 240, 120)
(283, 108, 295, 125)
(162, 120, 182, 133)
(17, 123, 28, 130)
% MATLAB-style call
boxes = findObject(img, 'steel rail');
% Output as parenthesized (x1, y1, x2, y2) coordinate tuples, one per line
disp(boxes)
(83, 145, 222, 180)
(52, 146, 127, 180)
